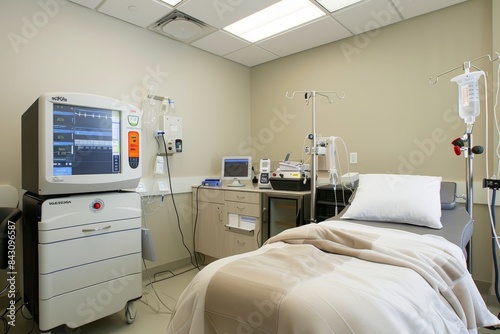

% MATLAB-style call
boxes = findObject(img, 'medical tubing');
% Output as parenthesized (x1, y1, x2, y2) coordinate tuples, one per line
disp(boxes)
(495, 62, 500, 177)
(487, 59, 500, 303)
(491, 189, 500, 304)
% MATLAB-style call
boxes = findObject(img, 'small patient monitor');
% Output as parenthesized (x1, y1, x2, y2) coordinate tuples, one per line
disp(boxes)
(258, 158, 272, 189)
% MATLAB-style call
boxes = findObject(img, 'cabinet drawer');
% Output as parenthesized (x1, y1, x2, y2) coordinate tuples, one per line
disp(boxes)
(39, 228, 141, 274)
(225, 231, 258, 255)
(39, 273, 142, 331)
(39, 192, 141, 230)
(226, 201, 260, 217)
(225, 191, 260, 204)
(39, 218, 140, 243)
(39, 253, 142, 299)
(194, 187, 224, 204)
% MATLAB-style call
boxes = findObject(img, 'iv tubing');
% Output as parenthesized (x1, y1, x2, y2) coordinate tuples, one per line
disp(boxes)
(490, 189, 500, 303)
(482, 58, 500, 305)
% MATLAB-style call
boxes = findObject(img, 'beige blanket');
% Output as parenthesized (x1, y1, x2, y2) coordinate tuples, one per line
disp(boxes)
(166, 221, 499, 334)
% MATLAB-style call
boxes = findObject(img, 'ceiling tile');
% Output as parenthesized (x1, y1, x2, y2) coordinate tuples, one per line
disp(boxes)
(191, 31, 250, 56)
(332, 0, 402, 34)
(67, 0, 470, 67)
(98, 0, 174, 28)
(257, 16, 352, 57)
(396, 0, 467, 19)
(178, 0, 281, 29)
(68, 0, 103, 9)
(224, 45, 279, 67)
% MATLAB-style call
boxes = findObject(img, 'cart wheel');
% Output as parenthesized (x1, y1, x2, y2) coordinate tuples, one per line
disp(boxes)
(125, 301, 137, 324)
(65, 325, 80, 333)
(21, 305, 33, 319)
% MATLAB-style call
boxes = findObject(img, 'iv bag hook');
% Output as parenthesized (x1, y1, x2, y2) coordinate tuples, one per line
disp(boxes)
(286, 90, 345, 104)
(428, 52, 499, 85)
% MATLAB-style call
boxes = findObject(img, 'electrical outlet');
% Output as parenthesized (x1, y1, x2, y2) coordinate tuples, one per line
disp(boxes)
(350, 152, 358, 164)
(157, 181, 169, 193)
(135, 182, 147, 193)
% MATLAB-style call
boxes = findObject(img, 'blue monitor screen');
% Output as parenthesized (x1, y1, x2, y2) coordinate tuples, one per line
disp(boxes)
(52, 103, 121, 176)
(223, 158, 250, 177)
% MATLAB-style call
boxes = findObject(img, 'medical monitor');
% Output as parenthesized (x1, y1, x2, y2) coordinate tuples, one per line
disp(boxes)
(221, 156, 252, 187)
(22, 92, 142, 195)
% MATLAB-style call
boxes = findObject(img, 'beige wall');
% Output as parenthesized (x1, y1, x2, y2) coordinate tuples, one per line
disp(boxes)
(250, 0, 495, 283)
(1, 0, 498, 285)
(0, 1, 251, 271)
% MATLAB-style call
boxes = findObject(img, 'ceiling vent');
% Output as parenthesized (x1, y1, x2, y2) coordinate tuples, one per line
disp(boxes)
(150, 11, 216, 44)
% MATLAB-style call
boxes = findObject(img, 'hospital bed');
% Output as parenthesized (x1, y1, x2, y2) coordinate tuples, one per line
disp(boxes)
(166, 174, 499, 334)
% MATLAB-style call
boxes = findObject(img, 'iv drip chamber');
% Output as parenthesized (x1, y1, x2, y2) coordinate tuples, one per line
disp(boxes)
(450, 70, 484, 124)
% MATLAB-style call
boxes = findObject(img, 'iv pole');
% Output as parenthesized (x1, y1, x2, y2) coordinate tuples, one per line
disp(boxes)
(286, 90, 345, 223)
(429, 53, 498, 271)
(429, 53, 498, 215)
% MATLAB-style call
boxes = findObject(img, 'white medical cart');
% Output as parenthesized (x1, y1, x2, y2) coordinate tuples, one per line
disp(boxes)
(22, 191, 142, 333)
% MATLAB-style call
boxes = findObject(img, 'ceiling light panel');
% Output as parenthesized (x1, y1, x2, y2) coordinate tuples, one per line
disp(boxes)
(158, 0, 182, 6)
(178, 0, 280, 29)
(223, 0, 326, 43)
(67, 0, 103, 9)
(316, 0, 363, 12)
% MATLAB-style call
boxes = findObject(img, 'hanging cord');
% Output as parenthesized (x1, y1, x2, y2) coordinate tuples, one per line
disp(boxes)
(486, 57, 500, 306)
(490, 189, 500, 304)
(160, 134, 198, 269)
(192, 184, 205, 268)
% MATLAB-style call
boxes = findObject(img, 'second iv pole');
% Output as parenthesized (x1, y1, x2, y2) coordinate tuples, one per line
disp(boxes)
(286, 90, 345, 223)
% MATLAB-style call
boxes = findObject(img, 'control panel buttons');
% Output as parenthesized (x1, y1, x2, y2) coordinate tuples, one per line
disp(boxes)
(90, 199, 104, 212)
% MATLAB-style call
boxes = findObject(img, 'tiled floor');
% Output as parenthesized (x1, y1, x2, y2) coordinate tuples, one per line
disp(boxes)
(11, 266, 500, 334)
(479, 296, 500, 334)
(12, 266, 200, 334)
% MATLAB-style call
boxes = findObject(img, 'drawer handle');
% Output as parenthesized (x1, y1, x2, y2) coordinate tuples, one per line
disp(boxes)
(237, 240, 246, 246)
(237, 196, 245, 199)
(82, 225, 111, 232)
(237, 206, 245, 210)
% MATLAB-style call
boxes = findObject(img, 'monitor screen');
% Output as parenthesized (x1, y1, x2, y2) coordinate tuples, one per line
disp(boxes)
(222, 156, 252, 187)
(22, 92, 142, 195)
(53, 103, 121, 176)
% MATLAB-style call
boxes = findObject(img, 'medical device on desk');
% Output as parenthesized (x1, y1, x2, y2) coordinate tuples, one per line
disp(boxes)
(269, 156, 311, 191)
(21, 92, 142, 195)
(258, 158, 272, 189)
(222, 156, 252, 187)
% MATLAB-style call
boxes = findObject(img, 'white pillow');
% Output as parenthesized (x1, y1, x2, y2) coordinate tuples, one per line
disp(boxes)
(341, 174, 443, 229)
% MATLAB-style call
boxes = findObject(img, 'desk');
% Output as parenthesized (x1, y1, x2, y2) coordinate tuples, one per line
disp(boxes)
(192, 185, 310, 258)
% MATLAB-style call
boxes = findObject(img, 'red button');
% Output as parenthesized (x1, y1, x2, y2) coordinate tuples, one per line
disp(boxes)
(93, 202, 101, 210)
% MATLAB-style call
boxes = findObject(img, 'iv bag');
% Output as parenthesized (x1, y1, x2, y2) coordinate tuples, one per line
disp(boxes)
(450, 70, 484, 124)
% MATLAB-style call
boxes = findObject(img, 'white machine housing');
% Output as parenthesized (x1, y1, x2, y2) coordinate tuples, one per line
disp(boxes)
(22, 92, 142, 195)
(22, 191, 142, 331)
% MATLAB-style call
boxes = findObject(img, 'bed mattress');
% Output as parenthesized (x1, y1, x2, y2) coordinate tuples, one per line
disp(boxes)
(329, 181, 473, 252)
(331, 204, 473, 252)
